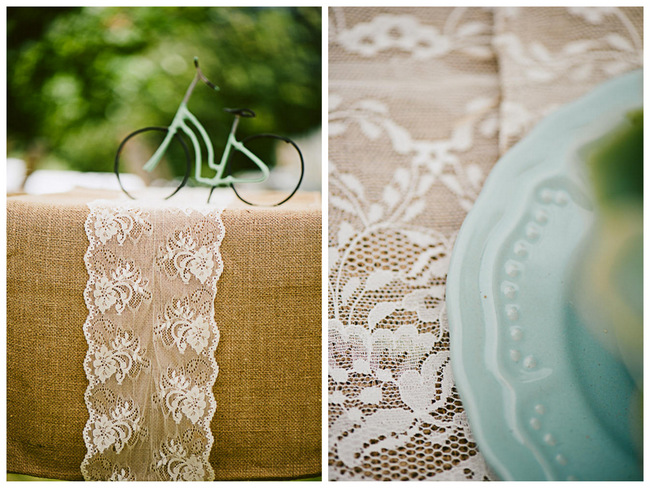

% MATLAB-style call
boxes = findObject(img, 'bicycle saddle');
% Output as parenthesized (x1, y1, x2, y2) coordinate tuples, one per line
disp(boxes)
(224, 107, 256, 118)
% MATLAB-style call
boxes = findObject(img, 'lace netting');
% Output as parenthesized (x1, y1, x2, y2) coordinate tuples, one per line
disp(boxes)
(328, 6, 641, 481)
(81, 199, 224, 481)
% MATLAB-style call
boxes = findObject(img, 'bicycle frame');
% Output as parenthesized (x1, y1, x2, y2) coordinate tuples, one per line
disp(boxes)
(141, 73, 270, 186)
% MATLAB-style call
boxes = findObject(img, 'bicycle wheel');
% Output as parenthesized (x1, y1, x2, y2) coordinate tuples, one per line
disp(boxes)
(214, 133, 305, 207)
(114, 127, 191, 200)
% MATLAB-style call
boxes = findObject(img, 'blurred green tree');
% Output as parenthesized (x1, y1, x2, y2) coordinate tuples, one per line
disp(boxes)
(7, 6, 321, 175)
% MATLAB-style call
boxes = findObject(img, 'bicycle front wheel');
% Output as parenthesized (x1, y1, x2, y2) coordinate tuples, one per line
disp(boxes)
(114, 127, 191, 200)
(217, 133, 305, 207)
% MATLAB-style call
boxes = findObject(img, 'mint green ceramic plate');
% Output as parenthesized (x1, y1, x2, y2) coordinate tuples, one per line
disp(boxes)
(446, 70, 642, 481)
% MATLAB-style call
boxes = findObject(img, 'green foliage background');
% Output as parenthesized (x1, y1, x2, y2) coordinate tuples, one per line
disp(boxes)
(7, 7, 322, 174)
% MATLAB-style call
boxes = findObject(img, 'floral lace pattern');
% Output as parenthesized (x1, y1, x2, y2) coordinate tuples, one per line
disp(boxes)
(89, 396, 144, 453)
(157, 227, 218, 284)
(155, 297, 214, 355)
(92, 328, 149, 384)
(93, 206, 152, 245)
(157, 367, 209, 424)
(329, 6, 641, 481)
(493, 6, 642, 153)
(81, 199, 224, 481)
(91, 259, 151, 314)
(153, 437, 208, 481)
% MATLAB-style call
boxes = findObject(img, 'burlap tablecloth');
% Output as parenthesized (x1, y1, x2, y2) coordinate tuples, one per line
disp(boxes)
(7, 189, 322, 481)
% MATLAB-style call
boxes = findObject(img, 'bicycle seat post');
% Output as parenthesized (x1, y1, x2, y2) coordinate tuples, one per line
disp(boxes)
(224, 108, 255, 136)
(230, 115, 241, 135)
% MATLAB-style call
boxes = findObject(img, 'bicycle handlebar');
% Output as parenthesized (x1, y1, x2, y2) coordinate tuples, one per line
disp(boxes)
(193, 57, 219, 91)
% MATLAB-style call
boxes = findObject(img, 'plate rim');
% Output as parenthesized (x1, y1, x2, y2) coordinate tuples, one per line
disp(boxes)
(445, 69, 643, 481)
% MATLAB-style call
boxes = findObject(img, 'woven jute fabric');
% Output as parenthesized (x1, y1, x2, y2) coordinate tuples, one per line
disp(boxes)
(7, 189, 322, 481)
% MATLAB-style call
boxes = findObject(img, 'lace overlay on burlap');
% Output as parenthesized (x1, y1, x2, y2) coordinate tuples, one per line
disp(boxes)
(328, 6, 641, 481)
(493, 7, 643, 154)
(81, 200, 224, 481)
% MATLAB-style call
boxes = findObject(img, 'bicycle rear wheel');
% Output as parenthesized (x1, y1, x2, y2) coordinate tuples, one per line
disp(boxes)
(114, 127, 191, 200)
(214, 133, 305, 207)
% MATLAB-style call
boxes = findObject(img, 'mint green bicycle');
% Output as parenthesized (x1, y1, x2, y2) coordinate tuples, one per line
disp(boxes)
(114, 58, 304, 206)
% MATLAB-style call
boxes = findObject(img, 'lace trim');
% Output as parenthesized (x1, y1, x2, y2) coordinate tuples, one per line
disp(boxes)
(81, 199, 224, 481)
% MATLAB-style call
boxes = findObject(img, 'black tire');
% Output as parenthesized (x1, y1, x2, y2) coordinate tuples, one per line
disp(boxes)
(114, 127, 191, 200)
(209, 133, 304, 207)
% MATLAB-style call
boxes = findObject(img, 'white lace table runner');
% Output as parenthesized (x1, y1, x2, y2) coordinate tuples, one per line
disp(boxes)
(81, 198, 225, 481)
(328, 6, 641, 481)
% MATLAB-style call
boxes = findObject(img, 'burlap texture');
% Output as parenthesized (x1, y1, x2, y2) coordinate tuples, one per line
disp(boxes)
(6, 189, 322, 481)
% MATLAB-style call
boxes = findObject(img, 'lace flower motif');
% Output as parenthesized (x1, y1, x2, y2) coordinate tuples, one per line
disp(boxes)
(181, 455, 206, 481)
(92, 206, 152, 245)
(92, 330, 149, 384)
(154, 439, 206, 481)
(158, 231, 216, 284)
(181, 386, 207, 424)
(188, 246, 214, 284)
(94, 277, 119, 313)
(155, 300, 212, 354)
(91, 398, 142, 454)
(92, 415, 118, 452)
(109, 467, 134, 481)
(91, 261, 151, 314)
(158, 369, 207, 424)
(185, 316, 211, 354)
(94, 208, 120, 244)
(94, 345, 118, 382)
